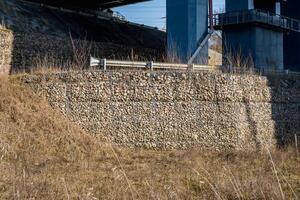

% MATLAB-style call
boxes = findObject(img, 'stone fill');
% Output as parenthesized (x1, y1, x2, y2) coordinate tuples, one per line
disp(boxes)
(24, 71, 300, 150)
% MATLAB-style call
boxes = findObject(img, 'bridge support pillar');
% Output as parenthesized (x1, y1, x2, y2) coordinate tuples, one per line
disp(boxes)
(222, 0, 284, 70)
(166, 0, 208, 64)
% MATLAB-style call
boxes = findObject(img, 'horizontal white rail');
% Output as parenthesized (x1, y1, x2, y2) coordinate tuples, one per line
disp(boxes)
(90, 57, 221, 72)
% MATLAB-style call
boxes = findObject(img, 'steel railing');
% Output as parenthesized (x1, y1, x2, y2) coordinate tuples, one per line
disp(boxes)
(213, 9, 300, 32)
(90, 58, 221, 72)
(90, 58, 300, 76)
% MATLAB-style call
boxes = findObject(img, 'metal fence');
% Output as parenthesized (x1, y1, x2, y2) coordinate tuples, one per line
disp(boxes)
(213, 9, 300, 32)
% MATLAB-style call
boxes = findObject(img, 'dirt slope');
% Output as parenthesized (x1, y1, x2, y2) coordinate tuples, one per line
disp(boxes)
(0, 75, 104, 199)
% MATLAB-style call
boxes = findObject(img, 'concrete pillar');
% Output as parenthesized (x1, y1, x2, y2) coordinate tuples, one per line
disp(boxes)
(166, 0, 208, 64)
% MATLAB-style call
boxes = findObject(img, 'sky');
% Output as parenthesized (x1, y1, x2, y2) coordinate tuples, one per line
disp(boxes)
(114, 0, 224, 29)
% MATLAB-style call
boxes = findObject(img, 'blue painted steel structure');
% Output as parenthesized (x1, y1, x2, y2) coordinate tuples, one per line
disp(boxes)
(166, 0, 208, 64)
(220, 0, 285, 70)
(225, 0, 249, 12)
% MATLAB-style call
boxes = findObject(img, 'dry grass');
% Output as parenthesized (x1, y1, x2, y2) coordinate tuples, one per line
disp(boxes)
(0, 75, 299, 199)
(223, 49, 256, 74)
(0, 21, 8, 31)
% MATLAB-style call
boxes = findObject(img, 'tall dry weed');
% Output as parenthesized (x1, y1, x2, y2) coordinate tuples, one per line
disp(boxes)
(223, 48, 255, 74)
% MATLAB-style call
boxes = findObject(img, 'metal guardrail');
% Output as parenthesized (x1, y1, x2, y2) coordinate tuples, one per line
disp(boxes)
(225, 66, 300, 76)
(213, 9, 300, 32)
(90, 58, 300, 76)
(256, 68, 300, 76)
(90, 57, 221, 72)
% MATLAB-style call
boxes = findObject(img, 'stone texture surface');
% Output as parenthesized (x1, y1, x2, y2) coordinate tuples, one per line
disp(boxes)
(24, 71, 300, 150)
(0, 28, 13, 74)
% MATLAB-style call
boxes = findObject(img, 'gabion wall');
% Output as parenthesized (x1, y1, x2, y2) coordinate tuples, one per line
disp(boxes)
(24, 71, 300, 150)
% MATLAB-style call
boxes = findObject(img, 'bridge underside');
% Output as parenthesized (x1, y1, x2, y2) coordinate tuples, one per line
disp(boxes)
(23, 0, 149, 10)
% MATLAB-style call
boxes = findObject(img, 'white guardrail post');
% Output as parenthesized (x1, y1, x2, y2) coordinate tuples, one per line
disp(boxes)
(189, 64, 195, 72)
(149, 61, 154, 71)
(101, 58, 107, 71)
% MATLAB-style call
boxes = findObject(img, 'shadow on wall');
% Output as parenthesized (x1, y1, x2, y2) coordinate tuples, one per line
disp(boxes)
(244, 72, 300, 150)
(242, 73, 300, 150)
(267, 74, 300, 148)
